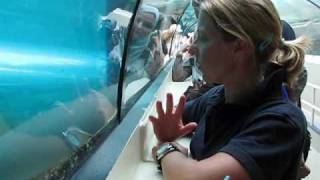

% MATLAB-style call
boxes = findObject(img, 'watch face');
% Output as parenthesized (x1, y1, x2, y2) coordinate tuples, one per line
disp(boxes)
(157, 143, 171, 156)
(156, 143, 178, 163)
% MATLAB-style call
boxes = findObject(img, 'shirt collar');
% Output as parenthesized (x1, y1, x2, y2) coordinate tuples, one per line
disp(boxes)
(220, 62, 287, 109)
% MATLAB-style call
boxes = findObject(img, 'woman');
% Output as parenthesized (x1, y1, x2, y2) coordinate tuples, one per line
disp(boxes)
(149, 0, 310, 179)
(126, 4, 163, 81)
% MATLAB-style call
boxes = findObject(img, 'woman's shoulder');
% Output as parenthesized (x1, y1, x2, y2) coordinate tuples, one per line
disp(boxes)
(248, 99, 307, 132)
(186, 84, 224, 105)
(184, 85, 224, 116)
(202, 84, 224, 99)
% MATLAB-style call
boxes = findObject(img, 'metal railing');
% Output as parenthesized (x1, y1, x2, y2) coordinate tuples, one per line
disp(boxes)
(301, 82, 320, 133)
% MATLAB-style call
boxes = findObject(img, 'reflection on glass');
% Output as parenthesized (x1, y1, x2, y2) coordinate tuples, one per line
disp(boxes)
(144, 0, 190, 23)
(126, 5, 161, 80)
(179, 3, 197, 36)
(123, 4, 164, 110)
(0, 0, 130, 179)
(122, 1, 191, 113)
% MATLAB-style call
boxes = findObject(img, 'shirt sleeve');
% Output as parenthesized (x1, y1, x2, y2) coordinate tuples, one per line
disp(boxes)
(220, 113, 305, 180)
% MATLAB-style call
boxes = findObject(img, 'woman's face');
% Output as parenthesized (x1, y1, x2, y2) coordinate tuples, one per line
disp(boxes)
(194, 10, 236, 84)
(133, 11, 156, 38)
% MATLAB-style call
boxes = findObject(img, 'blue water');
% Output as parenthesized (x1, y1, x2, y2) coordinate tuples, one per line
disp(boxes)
(0, 54, 107, 127)
(0, 0, 112, 129)
(0, 0, 108, 53)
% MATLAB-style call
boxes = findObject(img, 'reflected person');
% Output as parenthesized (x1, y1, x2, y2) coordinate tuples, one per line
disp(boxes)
(126, 4, 162, 83)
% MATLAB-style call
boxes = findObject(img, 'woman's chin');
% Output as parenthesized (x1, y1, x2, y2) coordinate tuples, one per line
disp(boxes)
(202, 75, 212, 84)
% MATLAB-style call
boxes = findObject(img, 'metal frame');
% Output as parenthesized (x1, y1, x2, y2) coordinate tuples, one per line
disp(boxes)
(302, 82, 320, 134)
(307, 0, 320, 9)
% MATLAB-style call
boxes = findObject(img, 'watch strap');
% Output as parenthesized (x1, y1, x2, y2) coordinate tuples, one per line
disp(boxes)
(155, 142, 179, 169)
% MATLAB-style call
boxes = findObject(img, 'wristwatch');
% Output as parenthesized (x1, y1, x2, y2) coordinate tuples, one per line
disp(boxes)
(156, 142, 179, 168)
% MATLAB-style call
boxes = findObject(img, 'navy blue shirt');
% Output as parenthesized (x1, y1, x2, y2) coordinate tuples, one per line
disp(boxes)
(183, 64, 307, 180)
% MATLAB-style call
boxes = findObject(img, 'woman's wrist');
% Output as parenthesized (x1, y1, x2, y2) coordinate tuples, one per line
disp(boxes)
(156, 143, 178, 160)
(154, 142, 179, 171)
(154, 142, 189, 172)
(154, 142, 188, 162)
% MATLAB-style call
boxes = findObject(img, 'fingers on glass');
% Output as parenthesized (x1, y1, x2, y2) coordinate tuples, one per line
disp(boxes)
(175, 96, 186, 116)
(149, 115, 157, 124)
(166, 93, 173, 113)
(156, 101, 165, 117)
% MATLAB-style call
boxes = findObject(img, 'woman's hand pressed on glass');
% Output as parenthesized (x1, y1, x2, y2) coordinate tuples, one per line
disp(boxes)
(149, 93, 197, 143)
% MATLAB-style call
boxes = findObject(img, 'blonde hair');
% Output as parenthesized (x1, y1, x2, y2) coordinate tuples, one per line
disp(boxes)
(201, 0, 311, 88)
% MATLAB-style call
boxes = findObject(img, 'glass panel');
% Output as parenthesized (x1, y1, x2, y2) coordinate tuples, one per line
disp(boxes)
(272, 0, 320, 55)
(121, 0, 190, 116)
(0, 0, 133, 178)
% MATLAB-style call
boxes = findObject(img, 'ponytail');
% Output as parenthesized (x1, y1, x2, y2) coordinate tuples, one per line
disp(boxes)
(273, 36, 311, 88)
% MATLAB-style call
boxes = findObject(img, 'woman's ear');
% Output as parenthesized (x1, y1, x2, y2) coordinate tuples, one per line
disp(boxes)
(232, 39, 254, 61)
